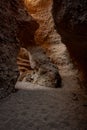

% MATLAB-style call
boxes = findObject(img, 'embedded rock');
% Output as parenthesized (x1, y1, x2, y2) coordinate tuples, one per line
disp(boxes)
(20, 46, 61, 88)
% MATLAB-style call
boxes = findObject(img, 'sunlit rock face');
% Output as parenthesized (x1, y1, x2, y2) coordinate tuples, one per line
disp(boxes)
(24, 0, 60, 45)
(17, 0, 62, 88)
(52, 0, 87, 81)
(24, 0, 51, 12)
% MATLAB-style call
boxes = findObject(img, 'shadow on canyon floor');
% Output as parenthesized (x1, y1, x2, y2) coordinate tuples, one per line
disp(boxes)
(0, 87, 87, 130)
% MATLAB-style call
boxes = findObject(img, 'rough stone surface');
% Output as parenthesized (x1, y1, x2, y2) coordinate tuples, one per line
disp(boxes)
(0, 0, 39, 99)
(52, 0, 87, 81)
(0, 0, 62, 99)
(17, 0, 62, 88)
(0, 0, 20, 99)
(20, 46, 61, 88)
(17, 10, 39, 49)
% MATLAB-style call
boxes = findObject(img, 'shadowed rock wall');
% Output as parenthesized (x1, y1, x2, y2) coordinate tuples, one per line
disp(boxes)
(52, 0, 87, 81)
(0, 0, 20, 98)
(0, 0, 38, 99)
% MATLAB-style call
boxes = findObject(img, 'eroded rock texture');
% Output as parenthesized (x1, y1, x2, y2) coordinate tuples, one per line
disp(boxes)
(0, 0, 20, 98)
(52, 0, 87, 81)
(17, 0, 61, 88)
(0, 0, 39, 98)
(18, 46, 61, 88)
(0, 0, 62, 98)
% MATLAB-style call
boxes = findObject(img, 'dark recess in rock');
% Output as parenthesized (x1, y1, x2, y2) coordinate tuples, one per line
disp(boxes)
(52, 0, 87, 82)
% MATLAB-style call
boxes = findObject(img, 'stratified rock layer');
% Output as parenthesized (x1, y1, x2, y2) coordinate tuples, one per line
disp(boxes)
(52, 0, 87, 80)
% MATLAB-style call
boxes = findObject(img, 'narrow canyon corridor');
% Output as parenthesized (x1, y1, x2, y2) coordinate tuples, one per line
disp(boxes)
(0, 0, 87, 130)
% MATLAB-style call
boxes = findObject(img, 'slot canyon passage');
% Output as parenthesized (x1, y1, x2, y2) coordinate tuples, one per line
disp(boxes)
(0, 0, 87, 129)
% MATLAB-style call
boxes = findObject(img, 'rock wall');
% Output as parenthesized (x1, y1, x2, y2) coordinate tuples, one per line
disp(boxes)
(52, 0, 87, 81)
(0, 0, 62, 98)
(0, 0, 19, 98)
(17, 0, 62, 88)
(0, 0, 38, 99)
